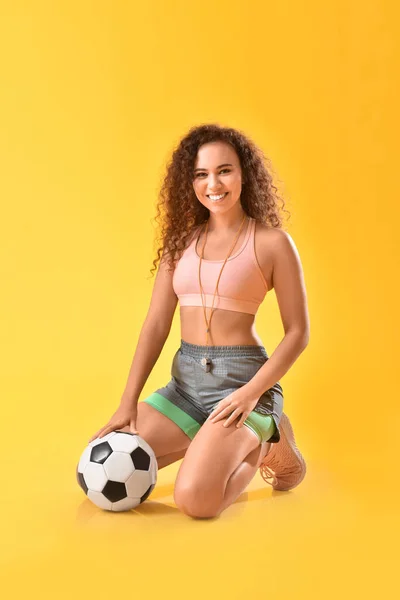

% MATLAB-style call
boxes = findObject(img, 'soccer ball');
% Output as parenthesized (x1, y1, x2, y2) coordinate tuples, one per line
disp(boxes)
(76, 431, 158, 512)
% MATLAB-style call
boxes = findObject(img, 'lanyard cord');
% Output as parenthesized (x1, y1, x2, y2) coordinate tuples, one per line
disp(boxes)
(197, 214, 248, 352)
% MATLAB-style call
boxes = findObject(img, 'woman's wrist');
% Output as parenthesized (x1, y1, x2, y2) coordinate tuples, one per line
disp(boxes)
(120, 392, 139, 408)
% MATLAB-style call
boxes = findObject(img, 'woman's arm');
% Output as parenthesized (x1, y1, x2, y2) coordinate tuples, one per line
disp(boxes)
(120, 253, 178, 407)
(244, 229, 310, 397)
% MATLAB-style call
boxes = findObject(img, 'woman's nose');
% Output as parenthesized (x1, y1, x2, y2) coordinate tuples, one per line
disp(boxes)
(207, 175, 221, 189)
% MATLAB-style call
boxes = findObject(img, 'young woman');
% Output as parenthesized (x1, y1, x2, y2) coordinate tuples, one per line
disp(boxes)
(88, 124, 310, 519)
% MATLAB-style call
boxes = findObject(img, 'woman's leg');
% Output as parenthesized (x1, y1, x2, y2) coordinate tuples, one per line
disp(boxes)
(156, 447, 188, 469)
(153, 428, 272, 511)
(216, 440, 271, 515)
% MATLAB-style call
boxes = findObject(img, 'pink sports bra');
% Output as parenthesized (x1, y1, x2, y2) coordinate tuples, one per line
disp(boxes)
(172, 216, 269, 315)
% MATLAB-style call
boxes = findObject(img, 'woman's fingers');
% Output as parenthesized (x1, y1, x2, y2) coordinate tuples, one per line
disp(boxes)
(235, 412, 249, 428)
(88, 417, 137, 444)
(97, 424, 121, 439)
(88, 428, 105, 443)
(222, 409, 242, 428)
(129, 421, 139, 434)
(208, 406, 224, 421)
(210, 405, 235, 423)
(88, 423, 113, 443)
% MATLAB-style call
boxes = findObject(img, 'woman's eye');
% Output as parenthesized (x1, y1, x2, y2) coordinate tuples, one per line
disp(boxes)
(195, 169, 230, 178)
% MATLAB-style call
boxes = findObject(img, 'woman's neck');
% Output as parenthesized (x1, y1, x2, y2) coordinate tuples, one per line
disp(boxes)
(207, 208, 247, 234)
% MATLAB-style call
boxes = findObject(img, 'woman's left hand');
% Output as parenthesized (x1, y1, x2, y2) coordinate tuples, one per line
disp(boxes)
(207, 389, 259, 429)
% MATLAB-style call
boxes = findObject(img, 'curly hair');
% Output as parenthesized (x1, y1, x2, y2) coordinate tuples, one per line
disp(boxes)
(149, 123, 290, 278)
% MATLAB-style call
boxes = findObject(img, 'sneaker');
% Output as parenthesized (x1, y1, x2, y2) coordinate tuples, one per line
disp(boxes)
(259, 412, 306, 491)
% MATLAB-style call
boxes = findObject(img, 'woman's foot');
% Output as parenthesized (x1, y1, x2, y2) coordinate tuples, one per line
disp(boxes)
(259, 412, 306, 491)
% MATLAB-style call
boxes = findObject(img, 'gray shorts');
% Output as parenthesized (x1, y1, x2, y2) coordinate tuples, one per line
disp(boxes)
(149, 340, 283, 444)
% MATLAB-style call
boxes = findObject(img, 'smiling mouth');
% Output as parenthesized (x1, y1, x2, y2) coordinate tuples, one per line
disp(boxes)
(207, 192, 228, 202)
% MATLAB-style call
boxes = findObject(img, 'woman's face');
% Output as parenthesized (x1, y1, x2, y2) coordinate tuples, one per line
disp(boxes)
(192, 141, 244, 213)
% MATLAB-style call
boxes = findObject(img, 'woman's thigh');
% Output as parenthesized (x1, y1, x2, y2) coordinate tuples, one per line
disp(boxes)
(119, 401, 192, 458)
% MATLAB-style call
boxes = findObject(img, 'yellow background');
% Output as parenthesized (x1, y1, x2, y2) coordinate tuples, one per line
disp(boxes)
(1, 0, 398, 598)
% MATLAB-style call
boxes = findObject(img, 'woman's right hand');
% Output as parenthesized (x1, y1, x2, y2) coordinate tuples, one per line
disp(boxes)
(88, 403, 139, 444)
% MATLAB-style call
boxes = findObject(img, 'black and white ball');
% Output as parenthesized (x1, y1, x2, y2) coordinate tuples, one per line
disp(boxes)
(76, 431, 157, 512)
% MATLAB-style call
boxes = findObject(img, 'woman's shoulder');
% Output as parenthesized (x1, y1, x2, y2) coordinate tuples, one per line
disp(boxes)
(184, 223, 203, 248)
(254, 222, 291, 248)
(254, 224, 301, 274)
(253, 224, 292, 291)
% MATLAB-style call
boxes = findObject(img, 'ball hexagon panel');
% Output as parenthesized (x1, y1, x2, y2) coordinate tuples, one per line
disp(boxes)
(125, 469, 154, 499)
(103, 452, 135, 483)
(83, 462, 108, 492)
(87, 490, 112, 511)
(77, 445, 92, 473)
(109, 432, 140, 453)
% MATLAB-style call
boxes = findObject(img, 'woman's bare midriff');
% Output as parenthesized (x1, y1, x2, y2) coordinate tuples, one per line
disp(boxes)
(179, 306, 265, 347)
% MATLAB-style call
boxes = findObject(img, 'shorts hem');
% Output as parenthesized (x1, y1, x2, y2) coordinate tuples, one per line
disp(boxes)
(244, 412, 278, 444)
(143, 392, 201, 440)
